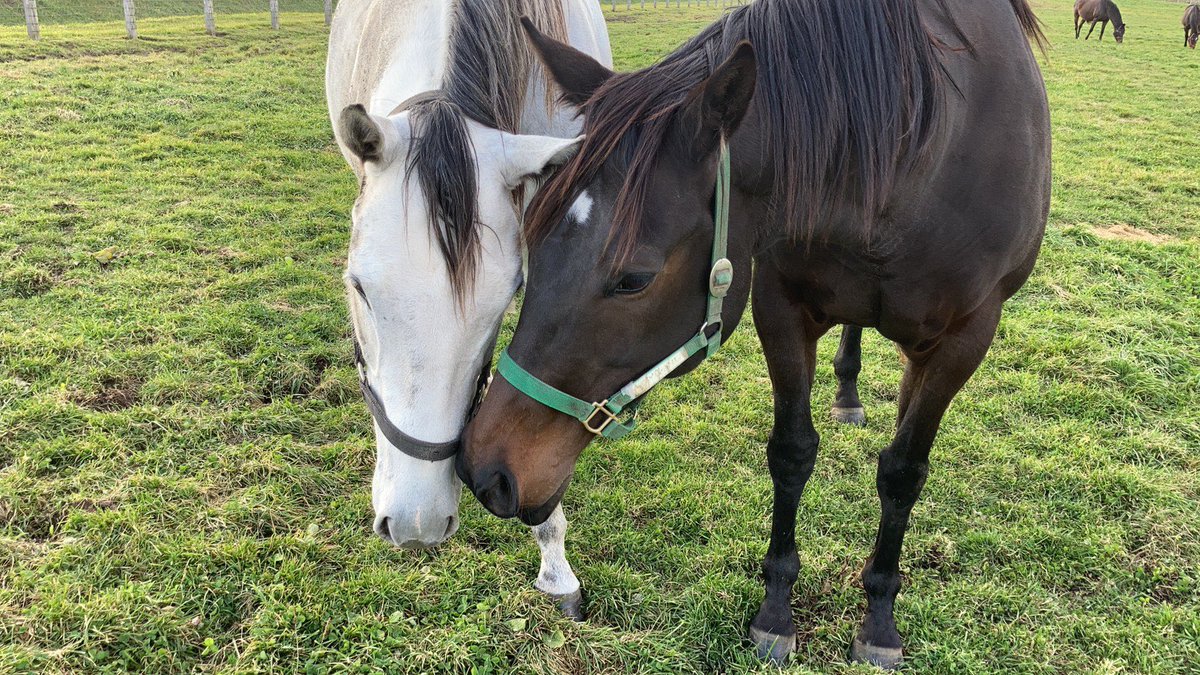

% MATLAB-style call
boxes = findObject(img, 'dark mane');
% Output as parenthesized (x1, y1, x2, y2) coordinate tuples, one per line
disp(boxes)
(528, 0, 997, 262)
(401, 0, 566, 300)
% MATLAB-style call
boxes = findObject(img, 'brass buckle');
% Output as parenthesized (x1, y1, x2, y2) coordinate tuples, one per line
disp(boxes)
(583, 399, 618, 435)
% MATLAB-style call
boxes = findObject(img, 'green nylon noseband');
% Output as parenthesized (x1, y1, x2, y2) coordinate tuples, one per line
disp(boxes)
(497, 139, 733, 440)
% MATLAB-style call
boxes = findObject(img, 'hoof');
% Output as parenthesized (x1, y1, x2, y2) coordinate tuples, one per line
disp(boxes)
(553, 588, 585, 622)
(831, 406, 867, 427)
(749, 625, 795, 665)
(850, 638, 903, 670)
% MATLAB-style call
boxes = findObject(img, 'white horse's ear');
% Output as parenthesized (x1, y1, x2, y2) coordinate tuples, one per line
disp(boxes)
(339, 104, 396, 165)
(499, 134, 584, 189)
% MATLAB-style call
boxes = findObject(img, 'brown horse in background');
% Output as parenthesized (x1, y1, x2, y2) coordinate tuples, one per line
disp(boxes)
(1075, 0, 1126, 43)
(1184, 3, 1200, 48)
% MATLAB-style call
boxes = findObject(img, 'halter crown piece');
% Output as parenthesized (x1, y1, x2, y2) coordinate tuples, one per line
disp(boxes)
(497, 138, 733, 439)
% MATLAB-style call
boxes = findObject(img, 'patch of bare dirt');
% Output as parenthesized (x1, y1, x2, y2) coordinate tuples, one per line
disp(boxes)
(1092, 224, 1174, 245)
(72, 375, 141, 412)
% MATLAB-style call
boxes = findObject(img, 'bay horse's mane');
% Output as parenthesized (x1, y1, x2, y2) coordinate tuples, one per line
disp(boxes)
(527, 0, 1044, 264)
(403, 0, 567, 300)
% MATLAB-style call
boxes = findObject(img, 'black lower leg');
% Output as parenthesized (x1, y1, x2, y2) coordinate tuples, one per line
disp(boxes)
(852, 304, 1001, 669)
(832, 325, 866, 426)
(748, 271, 826, 664)
(853, 441, 929, 665)
(752, 427, 818, 629)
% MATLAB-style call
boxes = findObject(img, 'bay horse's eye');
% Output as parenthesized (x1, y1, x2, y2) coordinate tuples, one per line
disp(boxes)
(612, 272, 657, 296)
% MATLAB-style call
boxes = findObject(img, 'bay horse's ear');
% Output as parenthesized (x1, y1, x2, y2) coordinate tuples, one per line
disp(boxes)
(521, 16, 613, 106)
(680, 41, 757, 157)
(339, 104, 389, 164)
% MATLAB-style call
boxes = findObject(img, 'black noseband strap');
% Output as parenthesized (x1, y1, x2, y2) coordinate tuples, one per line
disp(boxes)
(353, 340, 491, 463)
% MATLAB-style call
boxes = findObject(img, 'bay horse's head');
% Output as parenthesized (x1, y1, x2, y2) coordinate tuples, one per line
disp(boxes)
(1188, 31, 1197, 49)
(458, 24, 757, 525)
(338, 100, 581, 547)
(1113, 21, 1126, 43)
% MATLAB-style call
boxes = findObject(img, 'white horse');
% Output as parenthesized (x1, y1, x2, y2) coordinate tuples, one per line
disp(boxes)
(325, 0, 611, 616)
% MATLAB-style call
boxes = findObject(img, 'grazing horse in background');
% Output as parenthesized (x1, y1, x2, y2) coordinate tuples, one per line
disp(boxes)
(458, 0, 1050, 667)
(1184, 4, 1200, 48)
(325, 0, 611, 618)
(1075, 0, 1126, 43)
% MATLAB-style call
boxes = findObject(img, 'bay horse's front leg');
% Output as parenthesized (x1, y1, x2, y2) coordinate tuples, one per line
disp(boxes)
(1085, 20, 1097, 39)
(530, 504, 584, 620)
(850, 301, 1002, 669)
(831, 325, 867, 426)
(1099, 20, 1108, 41)
(747, 269, 828, 664)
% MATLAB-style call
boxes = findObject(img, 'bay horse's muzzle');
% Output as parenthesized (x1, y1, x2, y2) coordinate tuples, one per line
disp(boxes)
(456, 455, 520, 518)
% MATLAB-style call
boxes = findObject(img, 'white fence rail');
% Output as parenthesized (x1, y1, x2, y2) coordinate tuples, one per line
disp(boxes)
(4, 0, 747, 41)
(3, 0, 336, 39)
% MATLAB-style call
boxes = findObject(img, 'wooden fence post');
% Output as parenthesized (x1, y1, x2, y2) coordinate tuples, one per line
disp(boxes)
(324, 0, 333, 26)
(203, 0, 216, 35)
(270, 0, 279, 29)
(123, 0, 137, 39)
(22, 0, 39, 40)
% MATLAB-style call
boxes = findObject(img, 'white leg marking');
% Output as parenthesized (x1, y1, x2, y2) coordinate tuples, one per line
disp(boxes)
(531, 504, 580, 596)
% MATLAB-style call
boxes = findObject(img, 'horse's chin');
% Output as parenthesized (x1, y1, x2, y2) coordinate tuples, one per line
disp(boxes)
(516, 477, 572, 526)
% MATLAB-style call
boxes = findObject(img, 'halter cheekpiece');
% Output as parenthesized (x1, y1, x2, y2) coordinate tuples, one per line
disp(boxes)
(354, 340, 492, 462)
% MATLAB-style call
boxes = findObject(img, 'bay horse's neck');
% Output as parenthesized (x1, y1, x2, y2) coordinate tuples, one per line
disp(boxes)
(671, 0, 946, 252)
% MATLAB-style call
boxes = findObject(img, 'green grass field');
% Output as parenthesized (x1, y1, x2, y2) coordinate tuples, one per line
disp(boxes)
(1, 2, 1198, 673)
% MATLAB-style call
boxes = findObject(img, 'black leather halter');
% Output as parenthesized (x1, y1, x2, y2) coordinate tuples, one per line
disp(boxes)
(353, 340, 492, 462)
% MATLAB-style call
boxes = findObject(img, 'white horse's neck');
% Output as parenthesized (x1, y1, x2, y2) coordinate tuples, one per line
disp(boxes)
(365, 1, 454, 116)
(329, 0, 611, 143)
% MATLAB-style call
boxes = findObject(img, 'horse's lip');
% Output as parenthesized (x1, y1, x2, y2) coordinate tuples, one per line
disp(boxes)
(517, 503, 556, 526)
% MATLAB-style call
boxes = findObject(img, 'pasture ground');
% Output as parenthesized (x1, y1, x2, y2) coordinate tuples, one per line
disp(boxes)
(1, 2, 1198, 673)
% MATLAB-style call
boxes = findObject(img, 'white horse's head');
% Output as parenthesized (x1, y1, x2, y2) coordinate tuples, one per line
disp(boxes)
(338, 102, 581, 548)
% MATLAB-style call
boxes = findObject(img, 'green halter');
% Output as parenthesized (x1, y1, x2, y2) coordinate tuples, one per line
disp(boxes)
(496, 139, 733, 440)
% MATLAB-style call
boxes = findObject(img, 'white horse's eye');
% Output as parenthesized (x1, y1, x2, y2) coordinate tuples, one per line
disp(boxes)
(350, 277, 370, 306)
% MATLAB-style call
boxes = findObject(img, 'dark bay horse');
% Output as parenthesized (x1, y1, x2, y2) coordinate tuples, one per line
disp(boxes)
(1075, 0, 1126, 43)
(458, 0, 1050, 667)
(1184, 3, 1199, 48)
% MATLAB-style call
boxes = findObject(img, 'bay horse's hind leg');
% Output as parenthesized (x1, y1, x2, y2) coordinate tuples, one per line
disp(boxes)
(531, 504, 584, 620)
(1074, 12, 1082, 38)
(850, 301, 1003, 669)
(832, 325, 867, 426)
(747, 268, 829, 665)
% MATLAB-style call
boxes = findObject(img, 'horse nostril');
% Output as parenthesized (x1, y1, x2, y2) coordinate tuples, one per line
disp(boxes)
(374, 516, 393, 543)
(477, 467, 519, 518)
(444, 515, 459, 539)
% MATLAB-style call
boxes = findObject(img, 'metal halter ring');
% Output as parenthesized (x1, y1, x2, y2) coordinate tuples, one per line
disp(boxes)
(583, 400, 620, 435)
